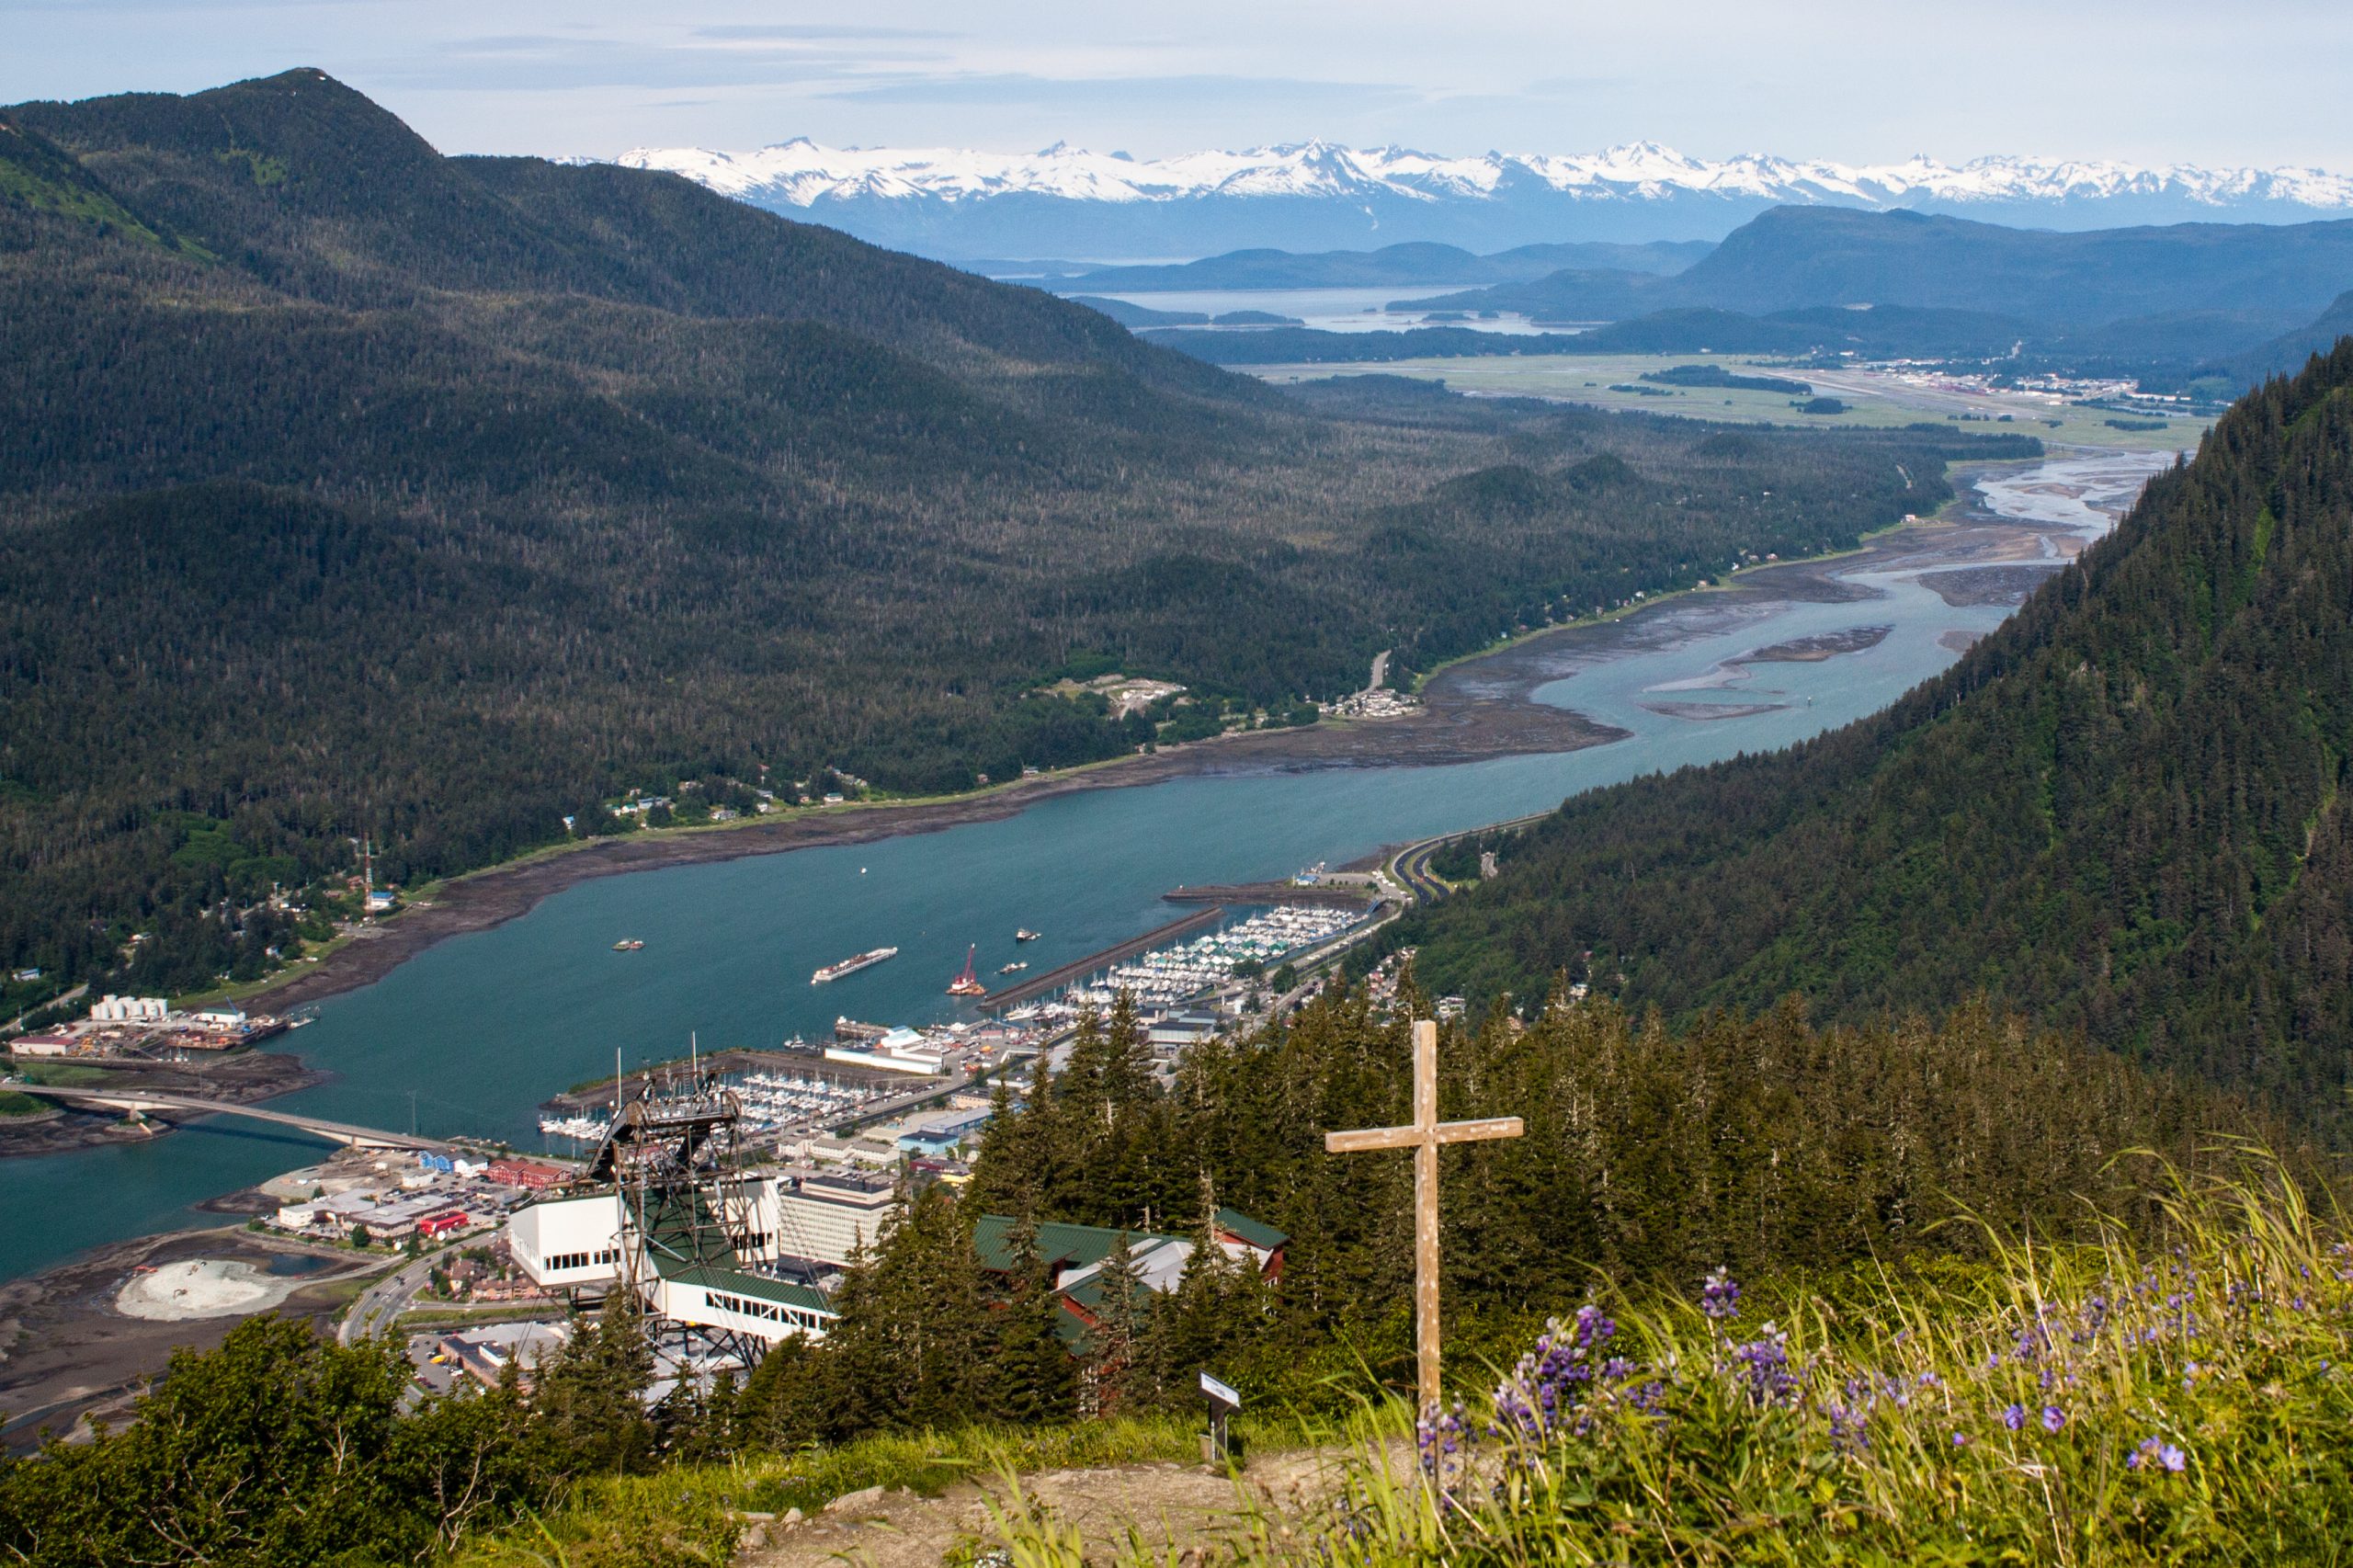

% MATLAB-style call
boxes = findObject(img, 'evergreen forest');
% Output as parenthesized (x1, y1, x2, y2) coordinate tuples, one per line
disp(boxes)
(1400, 343, 2353, 1134)
(0, 70, 2029, 1003)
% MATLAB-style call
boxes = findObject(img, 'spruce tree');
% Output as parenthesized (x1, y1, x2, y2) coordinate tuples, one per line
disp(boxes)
(1084, 1230, 1146, 1416)
(982, 1215, 1076, 1426)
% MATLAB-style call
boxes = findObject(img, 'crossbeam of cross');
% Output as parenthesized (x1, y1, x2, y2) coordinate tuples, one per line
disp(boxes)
(1324, 1018, 1522, 1415)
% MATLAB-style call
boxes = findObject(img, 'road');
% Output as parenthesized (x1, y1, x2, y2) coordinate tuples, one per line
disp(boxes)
(341, 1251, 441, 1345)
(1383, 809, 1558, 908)
(1388, 839, 1453, 903)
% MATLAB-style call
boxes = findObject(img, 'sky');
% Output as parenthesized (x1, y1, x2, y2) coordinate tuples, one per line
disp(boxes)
(6, 0, 2352, 169)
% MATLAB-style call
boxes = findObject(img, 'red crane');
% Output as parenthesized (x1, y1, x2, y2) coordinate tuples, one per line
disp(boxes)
(946, 944, 988, 997)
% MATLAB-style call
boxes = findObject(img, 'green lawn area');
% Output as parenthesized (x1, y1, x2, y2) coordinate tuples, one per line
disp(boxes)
(11, 1060, 112, 1087)
(1256, 351, 2212, 451)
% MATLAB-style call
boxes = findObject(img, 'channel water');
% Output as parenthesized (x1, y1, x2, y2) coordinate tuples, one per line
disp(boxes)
(0, 451, 2170, 1284)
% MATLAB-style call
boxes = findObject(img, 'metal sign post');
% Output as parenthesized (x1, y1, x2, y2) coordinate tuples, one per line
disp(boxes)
(1199, 1369, 1241, 1466)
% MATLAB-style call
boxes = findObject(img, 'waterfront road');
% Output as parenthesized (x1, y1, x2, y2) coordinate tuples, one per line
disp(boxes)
(1384, 809, 1558, 907)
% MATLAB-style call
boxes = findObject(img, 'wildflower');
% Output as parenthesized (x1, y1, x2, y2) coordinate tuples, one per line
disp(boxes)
(1952, 1432, 1968, 1448)
(2002, 1403, 2026, 1432)
(2129, 1437, 2188, 1473)
(1727, 1323, 1798, 1407)
(1700, 1267, 1742, 1323)
(2041, 1405, 2066, 1434)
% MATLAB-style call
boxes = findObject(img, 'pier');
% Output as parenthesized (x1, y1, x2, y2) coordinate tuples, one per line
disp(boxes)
(1161, 881, 1376, 907)
(978, 906, 1228, 1013)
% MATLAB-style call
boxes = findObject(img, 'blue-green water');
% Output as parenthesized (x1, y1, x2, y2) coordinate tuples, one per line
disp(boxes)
(0, 453, 2167, 1283)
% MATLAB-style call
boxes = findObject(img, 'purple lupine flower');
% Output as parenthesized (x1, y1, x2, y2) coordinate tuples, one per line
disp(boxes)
(1700, 1267, 1742, 1322)
(1492, 1306, 1620, 1445)
(1727, 1323, 1798, 1407)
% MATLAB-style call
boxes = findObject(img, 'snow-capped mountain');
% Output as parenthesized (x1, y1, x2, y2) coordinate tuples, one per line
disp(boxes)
(612, 138, 2353, 260)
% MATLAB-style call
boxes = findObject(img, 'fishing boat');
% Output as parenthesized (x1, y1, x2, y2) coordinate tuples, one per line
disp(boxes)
(1015, 928, 1041, 942)
(612, 938, 645, 952)
(947, 945, 989, 997)
(812, 946, 897, 984)
(997, 960, 1029, 975)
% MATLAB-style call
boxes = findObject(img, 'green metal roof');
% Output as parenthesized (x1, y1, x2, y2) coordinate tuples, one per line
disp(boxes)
(664, 1263, 834, 1314)
(1213, 1207, 1289, 1251)
(970, 1215, 1179, 1274)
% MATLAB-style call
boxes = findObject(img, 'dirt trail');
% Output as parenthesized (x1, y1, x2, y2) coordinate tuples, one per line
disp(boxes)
(737, 1448, 1379, 1567)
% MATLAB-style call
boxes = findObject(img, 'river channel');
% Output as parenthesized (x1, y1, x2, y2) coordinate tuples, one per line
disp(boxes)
(0, 449, 2172, 1285)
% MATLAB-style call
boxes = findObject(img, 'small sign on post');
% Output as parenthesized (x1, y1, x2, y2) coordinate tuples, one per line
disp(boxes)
(1199, 1369, 1241, 1466)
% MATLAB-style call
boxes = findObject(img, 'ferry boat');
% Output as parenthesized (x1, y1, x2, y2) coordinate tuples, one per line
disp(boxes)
(1015, 928, 1041, 942)
(812, 946, 897, 984)
(613, 938, 645, 952)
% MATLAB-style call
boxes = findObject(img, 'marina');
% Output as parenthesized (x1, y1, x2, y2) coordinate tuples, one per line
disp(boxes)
(1061, 905, 1367, 1011)
(978, 906, 1229, 1013)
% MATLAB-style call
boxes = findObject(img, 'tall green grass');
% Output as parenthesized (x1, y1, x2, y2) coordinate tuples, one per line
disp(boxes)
(991, 1154, 2353, 1564)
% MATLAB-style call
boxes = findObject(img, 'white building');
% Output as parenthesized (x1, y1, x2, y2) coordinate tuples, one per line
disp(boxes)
(508, 1177, 845, 1346)
(506, 1190, 629, 1291)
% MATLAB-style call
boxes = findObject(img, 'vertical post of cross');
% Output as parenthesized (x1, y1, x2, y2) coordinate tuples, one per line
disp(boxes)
(1324, 1017, 1523, 1417)
(1412, 1017, 1441, 1416)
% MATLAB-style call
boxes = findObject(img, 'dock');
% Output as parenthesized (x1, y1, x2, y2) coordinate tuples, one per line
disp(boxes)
(978, 906, 1228, 1013)
(1161, 881, 1376, 907)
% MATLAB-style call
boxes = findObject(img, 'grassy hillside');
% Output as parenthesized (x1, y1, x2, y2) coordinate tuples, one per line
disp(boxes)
(983, 1159, 2353, 1566)
(0, 72, 2027, 1003)
(1, 996, 2325, 1567)
(1401, 343, 2353, 1130)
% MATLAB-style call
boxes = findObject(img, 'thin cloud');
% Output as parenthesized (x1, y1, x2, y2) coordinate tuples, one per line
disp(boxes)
(824, 72, 1422, 113)
(694, 24, 960, 41)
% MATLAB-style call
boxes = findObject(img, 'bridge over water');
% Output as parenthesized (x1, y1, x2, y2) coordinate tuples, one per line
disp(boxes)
(9, 1083, 443, 1151)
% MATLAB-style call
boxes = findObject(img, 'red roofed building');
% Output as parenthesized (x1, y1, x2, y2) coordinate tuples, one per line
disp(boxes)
(485, 1159, 568, 1190)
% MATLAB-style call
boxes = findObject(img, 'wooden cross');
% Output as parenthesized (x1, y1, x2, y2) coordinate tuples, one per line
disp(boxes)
(1324, 1018, 1522, 1415)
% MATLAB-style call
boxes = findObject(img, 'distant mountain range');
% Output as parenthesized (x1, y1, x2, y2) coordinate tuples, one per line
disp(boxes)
(1037, 239, 1712, 291)
(1396, 207, 2353, 326)
(613, 137, 2353, 259)
(1113, 208, 2353, 386)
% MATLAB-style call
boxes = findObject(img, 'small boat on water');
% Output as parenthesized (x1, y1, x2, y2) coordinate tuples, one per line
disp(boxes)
(813, 946, 897, 984)
(613, 938, 645, 952)
(1015, 928, 1041, 942)
(997, 961, 1029, 975)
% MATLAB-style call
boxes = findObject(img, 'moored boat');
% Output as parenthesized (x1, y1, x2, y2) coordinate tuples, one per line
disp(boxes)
(813, 946, 898, 984)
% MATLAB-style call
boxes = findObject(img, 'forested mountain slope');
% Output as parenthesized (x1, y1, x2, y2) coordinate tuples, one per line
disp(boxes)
(0, 72, 2028, 1000)
(1406, 347, 2353, 1127)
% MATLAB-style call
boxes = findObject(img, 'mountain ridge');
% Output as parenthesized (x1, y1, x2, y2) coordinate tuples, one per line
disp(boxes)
(617, 135, 2353, 258)
(1404, 206, 2353, 329)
